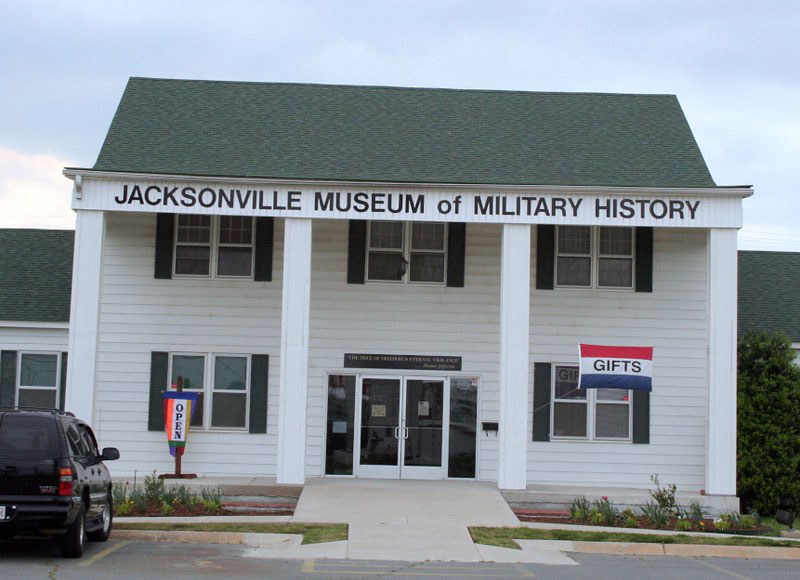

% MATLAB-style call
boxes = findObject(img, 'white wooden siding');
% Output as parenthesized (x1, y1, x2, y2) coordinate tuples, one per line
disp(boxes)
(95, 212, 711, 487)
(528, 228, 709, 490)
(308, 220, 502, 480)
(0, 327, 68, 352)
(95, 212, 283, 476)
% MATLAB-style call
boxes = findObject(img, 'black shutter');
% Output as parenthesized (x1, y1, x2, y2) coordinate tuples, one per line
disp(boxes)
(0, 350, 17, 407)
(155, 213, 175, 279)
(635, 227, 653, 293)
(532, 363, 551, 441)
(632, 390, 650, 443)
(446, 223, 466, 287)
(58, 352, 68, 411)
(148, 352, 169, 431)
(536, 225, 555, 290)
(254, 217, 274, 281)
(249, 355, 269, 433)
(347, 220, 367, 284)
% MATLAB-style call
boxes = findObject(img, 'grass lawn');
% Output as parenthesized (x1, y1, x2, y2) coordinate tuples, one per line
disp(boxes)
(115, 522, 348, 544)
(469, 527, 800, 550)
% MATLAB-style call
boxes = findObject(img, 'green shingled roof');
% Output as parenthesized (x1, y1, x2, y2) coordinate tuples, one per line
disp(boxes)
(0, 229, 73, 323)
(91, 78, 716, 188)
(739, 251, 800, 341)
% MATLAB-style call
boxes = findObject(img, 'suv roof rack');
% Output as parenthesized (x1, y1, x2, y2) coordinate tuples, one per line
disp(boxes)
(0, 406, 75, 417)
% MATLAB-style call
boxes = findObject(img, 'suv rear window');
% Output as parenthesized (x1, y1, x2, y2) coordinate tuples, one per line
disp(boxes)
(0, 414, 59, 458)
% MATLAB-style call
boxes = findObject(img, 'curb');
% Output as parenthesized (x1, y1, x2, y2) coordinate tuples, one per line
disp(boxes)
(112, 529, 248, 545)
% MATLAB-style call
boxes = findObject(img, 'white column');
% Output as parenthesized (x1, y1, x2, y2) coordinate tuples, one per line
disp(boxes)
(498, 224, 531, 490)
(66, 209, 106, 423)
(706, 228, 738, 497)
(277, 218, 312, 484)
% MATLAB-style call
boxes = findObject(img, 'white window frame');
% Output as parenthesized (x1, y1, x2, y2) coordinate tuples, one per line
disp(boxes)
(555, 226, 635, 290)
(366, 221, 448, 285)
(15, 351, 60, 409)
(167, 352, 251, 431)
(173, 216, 255, 279)
(550, 364, 632, 442)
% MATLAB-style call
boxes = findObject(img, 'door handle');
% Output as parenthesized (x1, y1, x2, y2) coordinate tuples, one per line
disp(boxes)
(403, 427, 409, 439)
(394, 426, 400, 439)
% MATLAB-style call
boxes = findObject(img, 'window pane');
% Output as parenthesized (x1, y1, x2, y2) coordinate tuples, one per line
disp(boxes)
(369, 221, 403, 249)
(411, 223, 445, 250)
(368, 252, 404, 280)
(217, 247, 253, 277)
(219, 216, 253, 245)
(172, 355, 204, 391)
(211, 392, 246, 428)
(326, 375, 356, 475)
(177, 215, 211, 243)
(558, 226, 590, 254)
(599, 258, 632, 287)
(597, 388, 629, 401)
(175, 245, 210, 275)
(20, 354, 57, 387)
(596, 404, 630, 438)
(214, 356, 247, 391)
(18, 388, 57, 409)
(600, 227, 632, 255)
(557, 256, 591, 286)
(0, 415, 58, 458)
(448, 378, 477, 478)
(553, 402, 587, 437)
(554, 366, 584, 399)
(410, 253, 444, 283)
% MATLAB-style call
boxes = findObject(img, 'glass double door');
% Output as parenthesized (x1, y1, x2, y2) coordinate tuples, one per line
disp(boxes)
(357, 376, 446, 479)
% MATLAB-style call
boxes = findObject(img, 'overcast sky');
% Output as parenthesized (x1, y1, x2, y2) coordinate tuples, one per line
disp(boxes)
(1, 0, 798, 250)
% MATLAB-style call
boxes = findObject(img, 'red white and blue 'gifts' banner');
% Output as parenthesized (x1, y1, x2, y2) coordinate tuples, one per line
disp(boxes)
(163, 392, 198, 457)
(578, 344, 654, 391)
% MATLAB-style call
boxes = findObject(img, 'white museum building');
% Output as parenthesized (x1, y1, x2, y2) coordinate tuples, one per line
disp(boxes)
(59, 78, 749, 508)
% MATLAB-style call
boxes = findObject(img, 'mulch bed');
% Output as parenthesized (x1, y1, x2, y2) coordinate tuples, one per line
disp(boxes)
(117, 501, 295, 517)
(512, 509, 769, 534)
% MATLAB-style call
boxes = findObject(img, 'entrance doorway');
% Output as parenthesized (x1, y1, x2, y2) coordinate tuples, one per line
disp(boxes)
(324, 374, 478, 480)
(358, 377, 445, 479)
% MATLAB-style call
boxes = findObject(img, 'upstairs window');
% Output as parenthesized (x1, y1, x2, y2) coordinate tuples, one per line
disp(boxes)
(556, 226, 634, 289)
(174, 216, 254, 278)
(367, 221, 447, 284)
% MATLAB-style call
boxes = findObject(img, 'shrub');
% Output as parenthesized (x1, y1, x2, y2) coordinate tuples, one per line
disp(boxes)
(143, 470, 165, 504)
(739, 514, 758, 528)
(675, 518, 692, 531)
(714, 517, 731, 532)
(640, 501, 669, 528)
(688, 500, 705, 523)
(160, 502, 175, 515)
(623, 516, 638, 528)
(566, 496, 591, 522)
(112, 482, 129, 504)
(648, 474, 677, 515)
(129, 487, 147, 513)
(738, 331, 800, 515)
(115, 501, 133, 517)
(174, 484, 194, 506)
(593, 496, 619, 526)
(590, 511, 604, 525)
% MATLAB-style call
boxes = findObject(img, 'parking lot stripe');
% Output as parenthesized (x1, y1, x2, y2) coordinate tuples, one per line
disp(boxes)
(79, 540, 131, 567)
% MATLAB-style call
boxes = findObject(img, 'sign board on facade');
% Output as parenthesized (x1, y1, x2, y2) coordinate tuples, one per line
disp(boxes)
(344, 353, 463, 371)
(70, 176, 748, 228)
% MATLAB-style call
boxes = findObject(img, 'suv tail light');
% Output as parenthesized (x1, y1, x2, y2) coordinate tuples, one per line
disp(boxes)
(58, 467, 74, 496)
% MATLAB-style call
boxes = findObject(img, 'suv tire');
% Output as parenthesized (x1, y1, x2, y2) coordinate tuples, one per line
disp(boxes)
(88, 491, 113, 542)
(59, 502, 86, 558)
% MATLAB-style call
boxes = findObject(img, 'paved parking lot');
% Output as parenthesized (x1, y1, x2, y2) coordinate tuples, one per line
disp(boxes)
(3, 538, 800, 579)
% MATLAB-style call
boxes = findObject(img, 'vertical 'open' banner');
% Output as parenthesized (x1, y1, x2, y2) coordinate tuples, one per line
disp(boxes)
(163, 392, 198, 457)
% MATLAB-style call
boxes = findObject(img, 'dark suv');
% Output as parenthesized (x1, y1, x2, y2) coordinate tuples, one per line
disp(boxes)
(0, 408, 120, 557)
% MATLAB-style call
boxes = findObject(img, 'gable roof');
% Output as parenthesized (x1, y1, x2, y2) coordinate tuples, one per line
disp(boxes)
(738, 250, 800, 342)
(91, 78, 716, 188)
(0, 229, 74, 323)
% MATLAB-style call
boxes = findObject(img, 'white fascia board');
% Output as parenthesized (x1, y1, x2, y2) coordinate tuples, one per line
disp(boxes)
(0, 321, 70, 329)
(63, 168, 754, 199)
